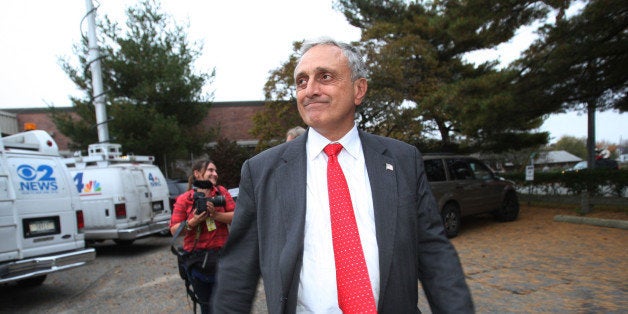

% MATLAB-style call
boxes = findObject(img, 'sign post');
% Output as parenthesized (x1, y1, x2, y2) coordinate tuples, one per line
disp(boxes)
(525, 165, 534, 181)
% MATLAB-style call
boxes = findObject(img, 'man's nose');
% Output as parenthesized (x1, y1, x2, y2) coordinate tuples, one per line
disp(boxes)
(303, 80, 320, 98)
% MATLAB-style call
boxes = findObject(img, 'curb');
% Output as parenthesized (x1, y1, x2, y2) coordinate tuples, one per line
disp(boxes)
(553, 215, 628, 230)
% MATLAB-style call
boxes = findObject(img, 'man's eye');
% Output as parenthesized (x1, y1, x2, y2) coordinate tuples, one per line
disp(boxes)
(296, 78, 307, 88)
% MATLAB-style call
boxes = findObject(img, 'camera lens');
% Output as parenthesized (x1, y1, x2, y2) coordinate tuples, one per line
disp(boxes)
(210, 196, 226, 207)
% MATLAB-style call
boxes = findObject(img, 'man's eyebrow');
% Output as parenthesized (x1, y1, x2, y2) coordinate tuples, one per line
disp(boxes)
(295, 66, 335, 79)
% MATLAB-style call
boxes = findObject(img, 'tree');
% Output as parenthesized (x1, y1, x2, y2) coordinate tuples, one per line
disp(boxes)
(334, 0, 564, 152)
(53, 0, 214, 170)
(551, 135, 587, 159)
(514, 0, 627, 168)
(250, 42, 304, 152)
(207, 138, 252, 188)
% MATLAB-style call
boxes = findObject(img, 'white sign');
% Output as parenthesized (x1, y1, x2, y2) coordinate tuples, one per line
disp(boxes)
(525, 165, 534, 181)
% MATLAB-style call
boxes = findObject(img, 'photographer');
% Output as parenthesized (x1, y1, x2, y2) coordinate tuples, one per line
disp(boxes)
(170, 159, 235, 314)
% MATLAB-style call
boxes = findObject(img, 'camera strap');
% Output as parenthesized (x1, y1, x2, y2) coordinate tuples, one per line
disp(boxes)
(170, 217, 201, 255)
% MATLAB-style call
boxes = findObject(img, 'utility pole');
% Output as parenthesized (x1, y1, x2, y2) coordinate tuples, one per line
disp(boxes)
(85, 0, 110, 143)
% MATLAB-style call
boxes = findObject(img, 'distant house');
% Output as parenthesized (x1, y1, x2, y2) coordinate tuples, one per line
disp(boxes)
(0, 110, 18, 136)
(534, 150, 583, 171)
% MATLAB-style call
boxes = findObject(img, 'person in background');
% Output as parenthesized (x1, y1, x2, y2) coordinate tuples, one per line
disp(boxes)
(286, 126, 306, 142)
(170, 159, 235, 314)
(212, 37, 473, 313)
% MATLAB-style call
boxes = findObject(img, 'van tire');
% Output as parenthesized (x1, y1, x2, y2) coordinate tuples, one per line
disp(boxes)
(17, 275, 47, 287)
(114, 239, 135, 246)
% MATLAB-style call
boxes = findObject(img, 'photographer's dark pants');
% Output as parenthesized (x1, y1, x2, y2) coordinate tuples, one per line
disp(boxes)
(190, 269, 216, 314)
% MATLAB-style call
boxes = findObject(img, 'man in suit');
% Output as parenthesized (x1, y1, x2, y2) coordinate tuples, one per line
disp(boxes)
(213, 37, 474, 313)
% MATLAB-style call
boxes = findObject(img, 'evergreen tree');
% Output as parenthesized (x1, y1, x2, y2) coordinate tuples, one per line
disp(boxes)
(336, 0, 566, 152)
(514, 0, 627, 167)
(53, 0, 215, 169)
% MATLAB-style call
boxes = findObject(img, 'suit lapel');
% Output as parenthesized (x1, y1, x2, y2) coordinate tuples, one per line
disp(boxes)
(360, 131, 398, 302)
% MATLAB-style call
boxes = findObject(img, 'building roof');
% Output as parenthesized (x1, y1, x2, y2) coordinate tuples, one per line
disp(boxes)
(534, 150, 582, 165)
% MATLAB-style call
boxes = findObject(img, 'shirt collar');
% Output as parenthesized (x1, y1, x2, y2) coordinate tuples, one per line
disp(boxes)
(306, 124, 360, 161)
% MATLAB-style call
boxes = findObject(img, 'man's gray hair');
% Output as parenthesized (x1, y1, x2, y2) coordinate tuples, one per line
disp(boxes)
(297, 37, 367, 82)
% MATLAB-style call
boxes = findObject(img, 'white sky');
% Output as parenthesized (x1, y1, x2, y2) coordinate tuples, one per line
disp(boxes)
(0, 0, 625, 144)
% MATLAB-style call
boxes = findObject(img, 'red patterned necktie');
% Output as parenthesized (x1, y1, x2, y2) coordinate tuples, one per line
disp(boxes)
(324, 143, 377, 313)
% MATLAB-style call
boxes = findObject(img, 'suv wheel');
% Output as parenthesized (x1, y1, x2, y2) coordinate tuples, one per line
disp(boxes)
(441, 203, 461, 238)
(494, 192, 519, 222)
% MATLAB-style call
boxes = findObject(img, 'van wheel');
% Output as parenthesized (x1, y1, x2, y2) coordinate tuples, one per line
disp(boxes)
(17, 275, 47, 287)
(441, 203, 461, 238)
(494, 192, 519, 222)
(114, 239, 135, 246)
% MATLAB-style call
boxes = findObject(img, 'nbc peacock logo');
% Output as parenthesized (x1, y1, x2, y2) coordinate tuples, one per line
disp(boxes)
(72, 172, 102, 195)
(83, 180, 102, 194)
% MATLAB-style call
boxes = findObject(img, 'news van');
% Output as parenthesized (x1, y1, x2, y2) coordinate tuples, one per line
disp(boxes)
(64, 143, 171, 245)
(0, 131, 95, 286)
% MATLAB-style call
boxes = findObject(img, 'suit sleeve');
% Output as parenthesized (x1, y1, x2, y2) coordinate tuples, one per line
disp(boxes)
(413, 148, 475, 313)
(212, 159, 261, 312)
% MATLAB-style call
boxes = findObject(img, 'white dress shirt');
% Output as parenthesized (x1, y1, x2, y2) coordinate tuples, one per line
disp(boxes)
(296, 125, 380, 313)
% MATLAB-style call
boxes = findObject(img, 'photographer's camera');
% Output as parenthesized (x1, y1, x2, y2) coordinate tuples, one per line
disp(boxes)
(193, 191, 226, 215)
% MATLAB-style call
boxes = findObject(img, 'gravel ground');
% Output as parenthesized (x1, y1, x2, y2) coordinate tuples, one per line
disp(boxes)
(2, 205, 624, 313)
(251, 205, 628, 313)
(419, 205, 627, 313)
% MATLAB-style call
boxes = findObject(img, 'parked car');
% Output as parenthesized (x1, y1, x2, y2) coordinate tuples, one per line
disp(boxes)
(166, 179, 189, 209)
(423, 154, 519, 238)
(228, 187, 239, 202)
(565, 159, 619, 172)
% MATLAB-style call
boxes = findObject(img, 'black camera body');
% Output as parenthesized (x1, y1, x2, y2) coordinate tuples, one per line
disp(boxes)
(193, 191, 226, 215)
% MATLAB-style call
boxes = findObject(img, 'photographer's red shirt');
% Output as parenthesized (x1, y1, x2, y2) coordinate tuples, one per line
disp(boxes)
(170, 185, 235, 252)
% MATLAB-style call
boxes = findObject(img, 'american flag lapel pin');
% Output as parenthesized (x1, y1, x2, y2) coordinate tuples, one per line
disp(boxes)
(386, 163, 393, 171)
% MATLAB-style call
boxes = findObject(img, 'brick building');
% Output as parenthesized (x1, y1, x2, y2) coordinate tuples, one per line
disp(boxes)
(2, 101, 267, 154)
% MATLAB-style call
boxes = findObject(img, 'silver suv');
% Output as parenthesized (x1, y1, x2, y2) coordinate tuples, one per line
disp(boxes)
(423, 154, 519, 237)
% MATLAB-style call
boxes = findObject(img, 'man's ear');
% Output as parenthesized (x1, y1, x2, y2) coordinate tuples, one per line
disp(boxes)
(353, 78, 368, 106)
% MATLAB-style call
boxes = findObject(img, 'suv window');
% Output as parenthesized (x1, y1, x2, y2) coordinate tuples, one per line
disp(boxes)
(468, 159, 494, 180)
(446, 158, 474, 180)
(424, 159, 446, 182)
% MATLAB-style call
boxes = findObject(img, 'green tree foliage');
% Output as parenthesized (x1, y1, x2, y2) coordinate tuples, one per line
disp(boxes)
(514, 0, 627, 166)
(53, 0, 214, 169)
(207, 138, 252, 188)
(251, 42, 305, 152)
(335, 0, 563, 152)
(551, 135, 587, 159)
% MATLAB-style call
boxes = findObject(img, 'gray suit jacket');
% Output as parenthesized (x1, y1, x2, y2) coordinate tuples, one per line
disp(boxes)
(213, 130, 473, 313)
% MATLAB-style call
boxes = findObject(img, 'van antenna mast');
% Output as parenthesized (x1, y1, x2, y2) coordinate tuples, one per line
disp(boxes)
(85, 0, 110, 143)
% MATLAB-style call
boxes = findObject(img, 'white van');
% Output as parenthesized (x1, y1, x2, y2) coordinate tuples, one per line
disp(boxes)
(0, 131, 95, 286)
(64, 143, 171, 245)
